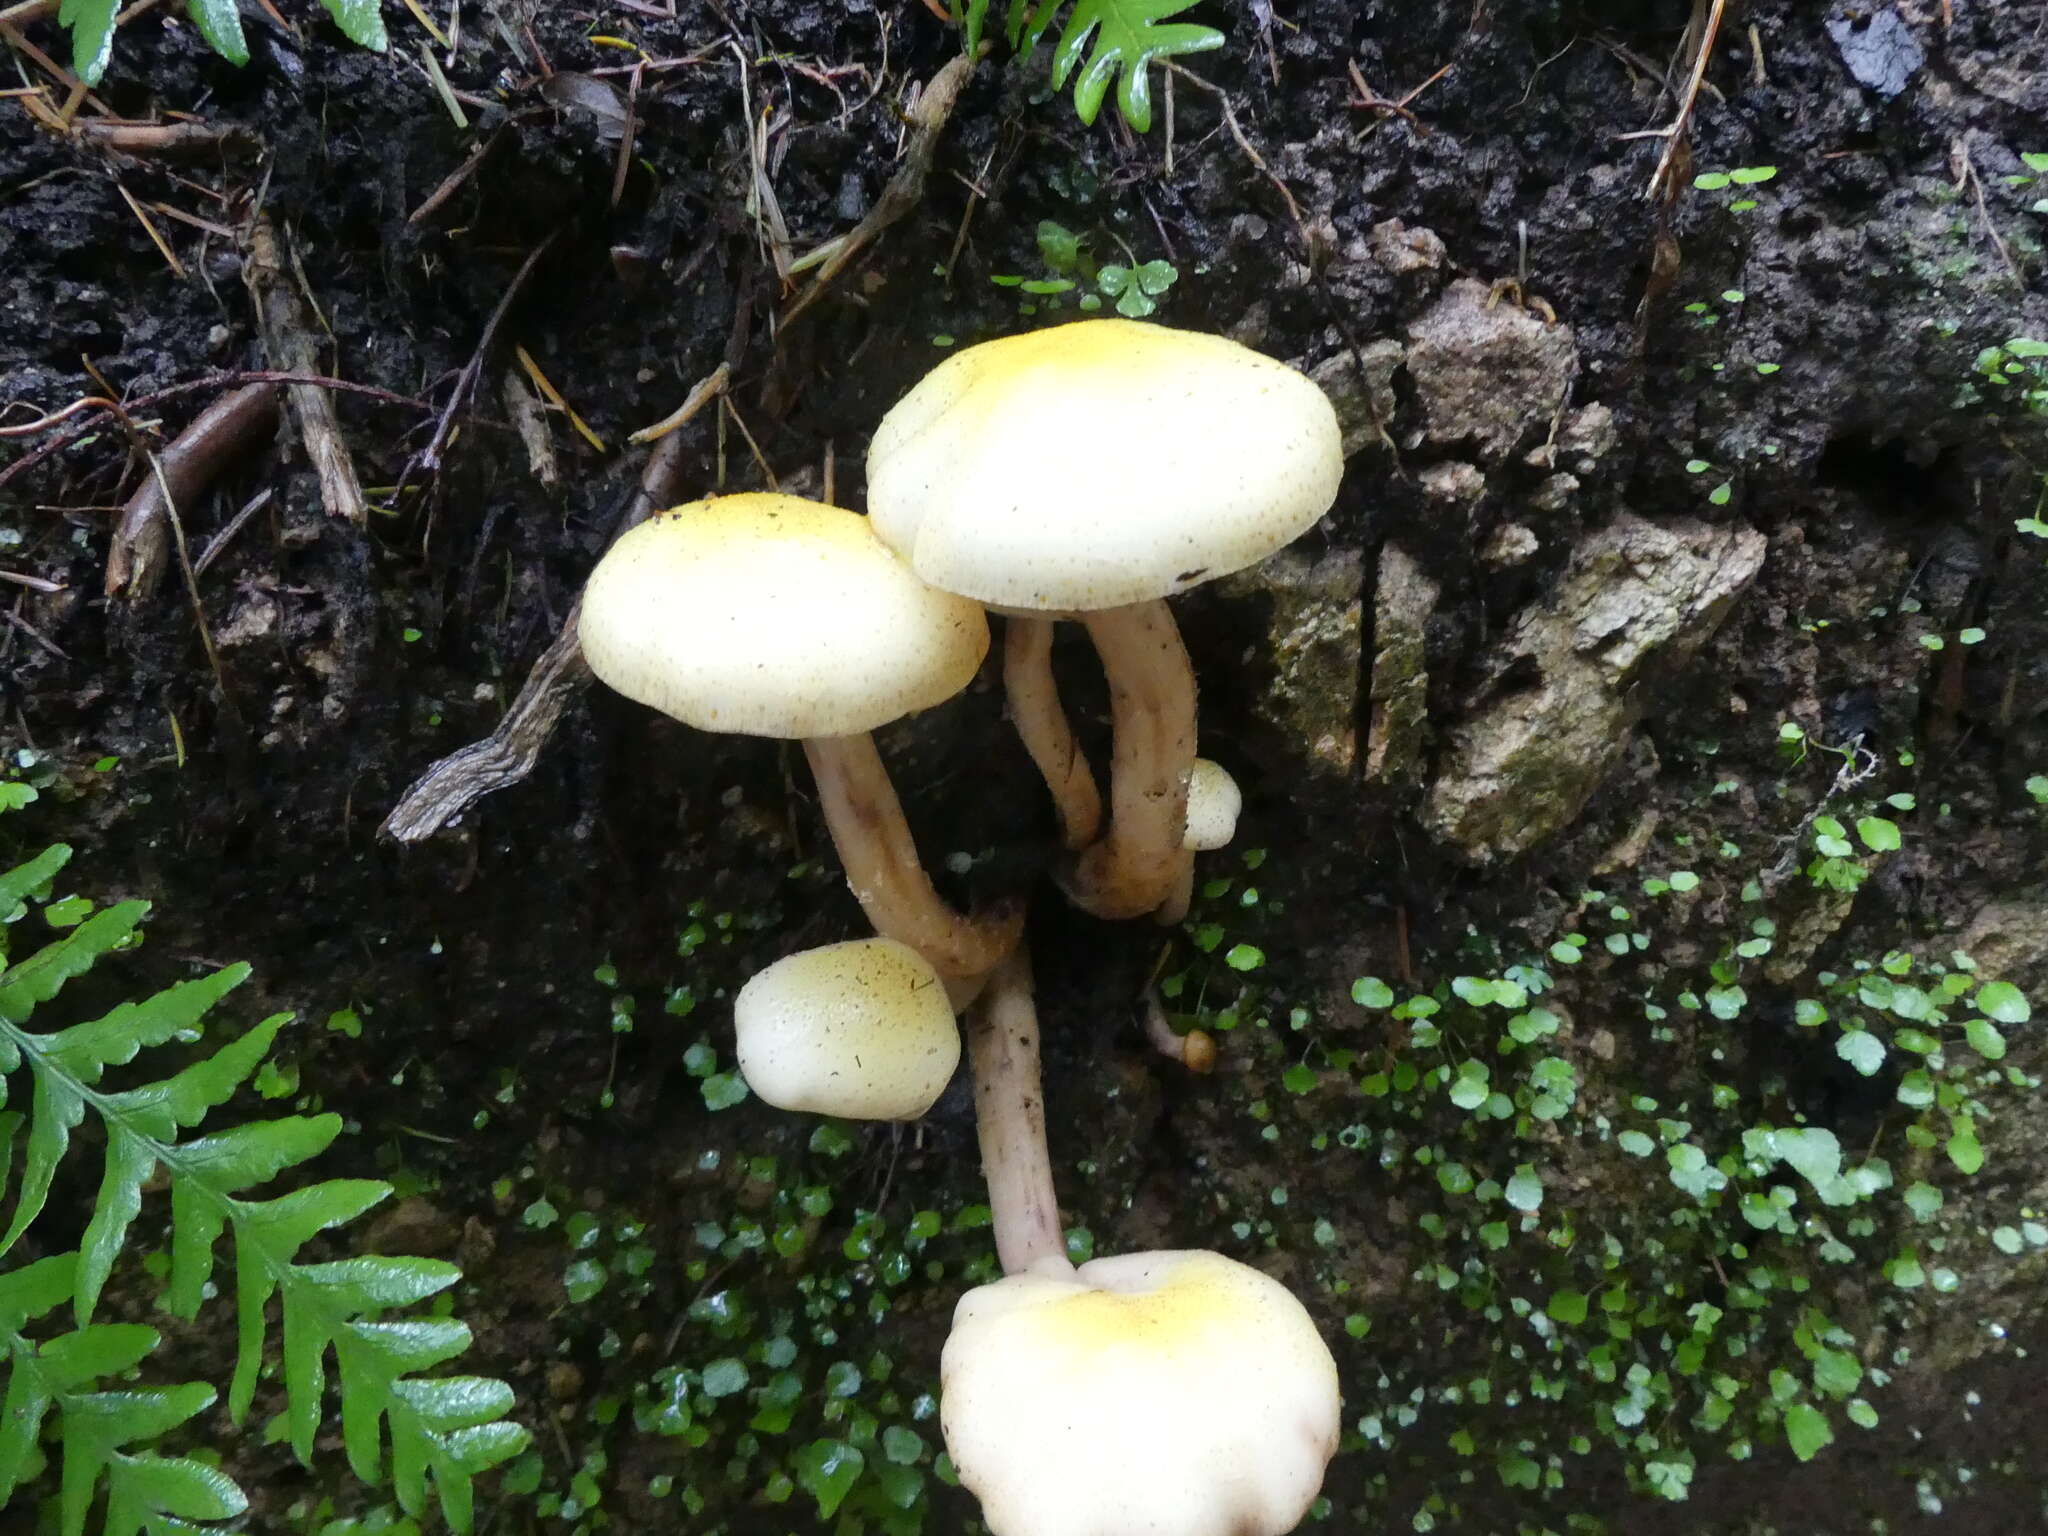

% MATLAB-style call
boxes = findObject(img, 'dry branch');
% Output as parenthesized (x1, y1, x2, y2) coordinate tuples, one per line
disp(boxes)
(379, 367, 727, 843)
(245, 213, 367, 525)
(105, 383, 278, 600)
(779, 51, 977, 329)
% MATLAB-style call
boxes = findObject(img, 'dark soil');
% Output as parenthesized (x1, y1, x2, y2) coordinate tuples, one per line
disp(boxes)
(4, 2, 2047, 1533)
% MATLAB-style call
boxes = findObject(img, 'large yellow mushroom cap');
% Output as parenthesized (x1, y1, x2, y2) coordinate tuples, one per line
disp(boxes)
(866, 320, 1344, 612)
(577, 493, 989, 737)
(734, 938, 960, 1120)
(940, 1249, 1341, 1536)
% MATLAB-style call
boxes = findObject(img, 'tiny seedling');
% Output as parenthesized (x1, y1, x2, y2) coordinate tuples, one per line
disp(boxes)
(990, 220, 1180, 318)
(1694, 164, 1779, 213)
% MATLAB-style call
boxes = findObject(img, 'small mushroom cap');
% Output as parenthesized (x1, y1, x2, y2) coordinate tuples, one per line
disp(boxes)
(734, 938, 960, 1120)
(866, 319, 1344, 612)
(941, 1249, 1340, 1536)
(578, 493, 989, 737)
(1182, 758, 1242, 851)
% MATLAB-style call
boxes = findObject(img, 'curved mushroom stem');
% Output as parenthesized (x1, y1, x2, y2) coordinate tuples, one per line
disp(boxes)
(803, 733, 1024, 1004)
(1002, 616, 1103, 851)
(968, 944, 1072, 1276)
(1063, 600, 1198, 920)
(1141, 986, 1217, 1074)
(1155, 860, 1196, 926)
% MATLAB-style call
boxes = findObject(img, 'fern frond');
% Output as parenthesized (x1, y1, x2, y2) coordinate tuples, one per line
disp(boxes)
(1009, 0, 1221, 129)
(0, 844, 530, 1533)
(0, 1253, 245, 1536)
(0, 842, 70, 924)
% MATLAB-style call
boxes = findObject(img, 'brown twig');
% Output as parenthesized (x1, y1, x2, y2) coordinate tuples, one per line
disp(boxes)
(0, 372, 425, 491)
(379, 365, 726, 843)
(406, 120, 515, 225)
(395, 235, 556, 504)
(105, 383, 279, 600)
(1345, 59, 1449, 135)
(1952, 135, 2020, 283)
(1162, 62, 1311, 253)
(244, 213, 366, 525)
(611, 60, 642, 208)
(1644, 0, 1726, 201)
(75, 118, 259, 157)
(779, 51, 977, 328)
(500, 368, 559, 486)
(628, 361, 731, 444)
(0, 17, 114, 117)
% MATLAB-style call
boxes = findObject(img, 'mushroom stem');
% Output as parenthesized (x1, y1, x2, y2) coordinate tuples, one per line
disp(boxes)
(967, 945, 1072, 1276)
(1155, 861, 1196, 926)
(803, 734, 1023, 998)
(1064, 600, 1198, 920)
(1141, 986, 1217, 1074)
(1002, 616, 1103, 851)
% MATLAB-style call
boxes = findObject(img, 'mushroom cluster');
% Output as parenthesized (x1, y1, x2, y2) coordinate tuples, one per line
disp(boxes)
(576, 320, 1345, 1535)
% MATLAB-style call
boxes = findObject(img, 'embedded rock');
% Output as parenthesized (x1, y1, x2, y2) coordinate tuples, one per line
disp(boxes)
(1419, 461, 1485, 505)
(1220, 547, 1363, 777)
(1424, 515, 1767, 860)
(1365, 543, 1436, 790)
(1404, 278, 1577, 463)
(1308, 338, 1403, 458)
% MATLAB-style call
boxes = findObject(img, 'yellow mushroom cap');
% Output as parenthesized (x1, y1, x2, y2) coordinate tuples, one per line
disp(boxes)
(577, 493, 989, 737)
(866, 320, 1343, 612)
(734, 938, 960, 1120)
(940, 1249, 1340, 1536)
(1182, 758, 1242, 852)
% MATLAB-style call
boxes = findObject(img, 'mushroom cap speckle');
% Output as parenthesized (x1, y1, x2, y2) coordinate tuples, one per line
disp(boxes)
(866, 320, 1343, 612)
(578, 493, 989, 737)
(940, 1249, 1340, 1536)
(1182, 758, 1242, 851)
(734, 938, 961, 1120)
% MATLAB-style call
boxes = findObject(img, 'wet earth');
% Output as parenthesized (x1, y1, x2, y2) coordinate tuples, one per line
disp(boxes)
(3, 2, 2048, 1533)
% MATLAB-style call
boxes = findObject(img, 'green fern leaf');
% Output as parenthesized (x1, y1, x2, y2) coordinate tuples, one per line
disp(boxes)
(0, 846, 527, 1532)
(0, 843, 69, 927)
(101, 1451, 247, 1536)
(191, 1179, 384, 1416)
(0, 959, 252, 1263)
(0, 1303, 239, 1536)
(182, 0, 249, 68)
(55, 0, 117, 86)
(0, 903, 147, 1024)
(321, 0, 390, 52)
(1008, 0, 1220, 129)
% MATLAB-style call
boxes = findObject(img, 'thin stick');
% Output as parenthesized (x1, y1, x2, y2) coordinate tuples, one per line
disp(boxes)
(139, 440, 234, 710)
(115, 182, 187, 278)
(1645, 0, 1726, 201)
(628, 362, 730, 445)
(407, 120, 513, 225)
(967, 945, 1070, 1276)
(105, 383, 279, 599)
(76, 118, 257, 157)
(380, 406, 704, 843)
(780, 51, 978, 327)
(395, 233, 555, 501)
(246, 214, 367, 524)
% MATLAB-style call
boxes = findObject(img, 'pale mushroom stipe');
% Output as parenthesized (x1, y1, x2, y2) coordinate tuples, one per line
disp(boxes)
(576, 493, 1021, 997)
(866, 319, 1343, 920)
